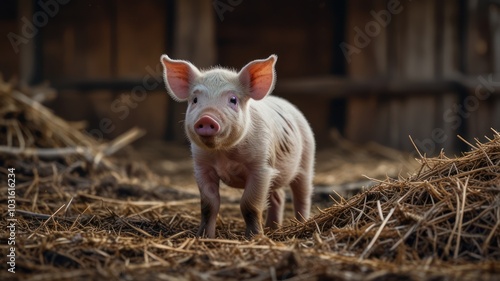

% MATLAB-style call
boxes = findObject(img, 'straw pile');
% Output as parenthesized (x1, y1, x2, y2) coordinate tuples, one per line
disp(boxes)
(274, 133, 500, 261)
(0, 80, 499, 280)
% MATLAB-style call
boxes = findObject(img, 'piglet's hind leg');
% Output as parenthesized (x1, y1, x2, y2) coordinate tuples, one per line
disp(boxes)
(290, 173, 313, 222)
(265, 188, 285, 229)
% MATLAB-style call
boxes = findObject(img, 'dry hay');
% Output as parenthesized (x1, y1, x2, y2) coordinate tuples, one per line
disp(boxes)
(274, 133, 500, 260)
(0, 81, 499, 281)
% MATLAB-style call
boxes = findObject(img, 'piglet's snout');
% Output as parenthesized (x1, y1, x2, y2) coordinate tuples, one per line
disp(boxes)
(194, 115, 220, 136)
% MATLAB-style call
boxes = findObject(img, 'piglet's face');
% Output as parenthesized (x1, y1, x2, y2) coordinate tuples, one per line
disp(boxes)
(183, 72, 247, 150)
(161, 55, 277, 150)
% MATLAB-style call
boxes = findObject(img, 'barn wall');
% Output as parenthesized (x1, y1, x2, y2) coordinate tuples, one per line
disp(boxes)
(0, 0, 498, 152)
(42, 0, 169, 141)
(340, 0, 499, 154)
(343, 0, 462, 154)
(215, 1, 339, 144)
(0, 0, 19, 80)
(0, 20, 19, 79)
(465, 1, 500, 145)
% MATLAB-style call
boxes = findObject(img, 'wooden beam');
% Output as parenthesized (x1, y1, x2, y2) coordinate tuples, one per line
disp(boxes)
(276, 76, 500, 98)
(52, 75, 500, 97)
(19, 0, 42, 86)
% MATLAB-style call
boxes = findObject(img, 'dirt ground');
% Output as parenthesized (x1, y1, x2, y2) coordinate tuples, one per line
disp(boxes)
(130, 133, 418, 212)
(2, 135, 500, 281)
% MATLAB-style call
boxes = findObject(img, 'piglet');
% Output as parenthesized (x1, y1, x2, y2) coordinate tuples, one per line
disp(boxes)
(160, 54, 315, 238)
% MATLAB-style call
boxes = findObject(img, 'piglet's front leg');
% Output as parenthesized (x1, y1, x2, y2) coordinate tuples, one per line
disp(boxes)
(195, 167, 220, 238)
(240, 168, 273, 238)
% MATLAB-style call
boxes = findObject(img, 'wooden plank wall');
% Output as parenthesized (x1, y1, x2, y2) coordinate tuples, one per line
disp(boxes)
(1, 0, 498, 150)
(43, 0, 168, 141)
(490, 4, 500, 132)
(438, 1, 462, 152)
(344, 0, 389, 147)
(167, 0, 216, 141)
(216, 1, 336, 144)
(0, 1, 20, 80)
(344, 0, 499, 155)
(466, 1, 500, 143)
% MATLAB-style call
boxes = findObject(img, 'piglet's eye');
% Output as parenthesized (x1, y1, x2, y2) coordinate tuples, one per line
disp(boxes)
(229, 96, 237, 105)
(193, 97, 198, 104)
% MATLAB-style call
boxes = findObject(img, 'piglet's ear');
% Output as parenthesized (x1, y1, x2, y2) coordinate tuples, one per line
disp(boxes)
(238, 55, 277, 100)
(160, 55, 200, 102)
